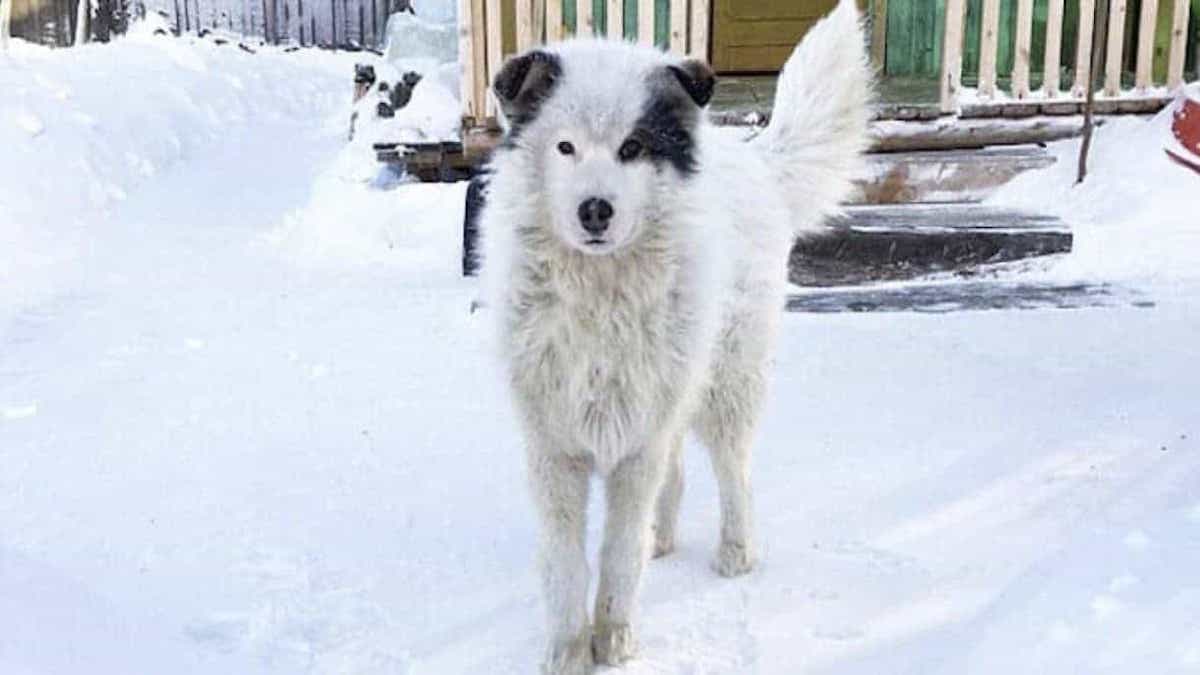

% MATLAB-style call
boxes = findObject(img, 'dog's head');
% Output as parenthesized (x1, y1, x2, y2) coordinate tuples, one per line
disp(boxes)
(493, 41, 714, 256)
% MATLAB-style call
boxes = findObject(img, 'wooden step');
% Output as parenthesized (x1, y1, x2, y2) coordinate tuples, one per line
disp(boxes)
(786, 281, 1152, 314)
(850, 145, 1054, 205)
(790, 204, 1072, 287)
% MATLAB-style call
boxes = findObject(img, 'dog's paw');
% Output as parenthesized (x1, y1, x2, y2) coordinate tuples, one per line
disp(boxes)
(542, 630, 594, 675)
(591, 621, 636, 666)
(714, 539, 756, 577)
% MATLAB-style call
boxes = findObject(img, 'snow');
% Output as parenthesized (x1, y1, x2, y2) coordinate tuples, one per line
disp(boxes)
(3, 34, 1199, 675)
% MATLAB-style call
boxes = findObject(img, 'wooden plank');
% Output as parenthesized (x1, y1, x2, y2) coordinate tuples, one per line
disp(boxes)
(1012, 0, 1034, 97)
(459, 0, 478, 121)
(689, 0, 709, 59)
(1043, 0, 1064, 96)
(533, 0, 545, 42)
(472, 0, 487, 118)
(870, 0, 888, 70)
(1104, 0, 1128, 96)
(1135, 0, 1158, 89)
(486, 0, 502, 117)
(940, 0, 965, 113)
(1072, 0, 1095, 97)
(577, 0, 593, 35)
(516, 0, 533, 50)
(1166, 0, 1190, 89)
(978, 0, 1001, 98)
(547, 0, 563, 40)
(638, 0, 653, 45)
(607, 0, 622, 38)
(669, 0, 686, 53)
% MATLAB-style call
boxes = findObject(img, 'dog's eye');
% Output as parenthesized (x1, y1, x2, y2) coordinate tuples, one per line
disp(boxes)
(618, 139, 644, 162)
(557, 141, 575, 156)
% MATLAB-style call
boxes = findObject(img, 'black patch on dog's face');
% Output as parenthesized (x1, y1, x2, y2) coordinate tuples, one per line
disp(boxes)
(630, 62, 715, 176)
(493, 50, 562, 139)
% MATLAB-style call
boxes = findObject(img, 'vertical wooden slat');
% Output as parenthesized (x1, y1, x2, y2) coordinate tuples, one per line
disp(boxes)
(516, 0, 533, 50)
(1134, 0, 1158, 90)
(689, 0, 708, 59)
(871, 0, 889, 70)
(607, 0, 622, 38)
(1073, 0, 1095, 97)
(668, 0, 685, 54)
(533, 0, 545, 43)
(547, 0, 563, 41)
(576, 0, 593, 35)
(1103, 0, 1127, 96)
(1012, 0, 1034, 97)
(978, 0, 1001, 98)
(1043, 0, 1065, 96)
(638, 0, 653, 45)
(472, 0, 487, 118)
(485, 0, 502, 117)
(940, 0, 965, 112)
(1167, 0, 1191, 89)
(458, 0, 477, 121)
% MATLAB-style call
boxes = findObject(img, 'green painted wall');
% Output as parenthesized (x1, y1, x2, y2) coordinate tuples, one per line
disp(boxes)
(559, 0, 670, 46)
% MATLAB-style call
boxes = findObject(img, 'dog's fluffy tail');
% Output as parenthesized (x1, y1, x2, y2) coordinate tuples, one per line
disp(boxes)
(751, 0, 873, 234)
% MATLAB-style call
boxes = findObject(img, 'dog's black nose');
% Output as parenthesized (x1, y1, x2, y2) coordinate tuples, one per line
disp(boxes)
(578, 198, 614, 236)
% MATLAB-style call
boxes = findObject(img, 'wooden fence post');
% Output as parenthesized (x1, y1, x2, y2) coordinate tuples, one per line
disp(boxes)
(940, 0, 965, 112)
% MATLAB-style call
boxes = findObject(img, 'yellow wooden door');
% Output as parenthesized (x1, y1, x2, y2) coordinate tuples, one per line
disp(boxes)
(711, 0, 839, 73)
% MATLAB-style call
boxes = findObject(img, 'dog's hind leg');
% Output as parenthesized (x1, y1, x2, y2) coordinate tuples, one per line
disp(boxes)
(592, 450, 666, 665)
(528, 451, 594, 675)
(652, 433, 685, 558)
(695, 343, 768, 578)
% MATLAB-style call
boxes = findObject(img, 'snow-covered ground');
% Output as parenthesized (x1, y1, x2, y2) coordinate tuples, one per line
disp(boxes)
(2, 33, 1199, 675)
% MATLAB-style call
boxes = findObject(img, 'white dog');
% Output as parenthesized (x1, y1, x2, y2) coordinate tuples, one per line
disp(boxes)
(478, 2, 871, 672)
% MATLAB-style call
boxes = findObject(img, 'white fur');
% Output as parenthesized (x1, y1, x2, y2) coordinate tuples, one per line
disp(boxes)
(480, 2, 871, 672)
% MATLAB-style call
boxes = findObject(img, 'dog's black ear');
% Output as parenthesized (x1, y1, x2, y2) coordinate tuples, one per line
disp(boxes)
(668, 59, 716, 107)
(493, 50, 562, 124)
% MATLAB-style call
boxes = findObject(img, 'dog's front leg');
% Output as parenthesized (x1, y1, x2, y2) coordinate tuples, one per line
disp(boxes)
(592, 449, 666, 665)
(528, 450, 593, 675)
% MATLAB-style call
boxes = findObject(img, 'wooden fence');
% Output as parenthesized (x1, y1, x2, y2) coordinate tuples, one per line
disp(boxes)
(941, 0, 1194, 111)
(458, 0, 710, 126)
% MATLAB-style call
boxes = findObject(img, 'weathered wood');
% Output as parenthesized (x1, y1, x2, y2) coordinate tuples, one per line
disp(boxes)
(515, 0, 533, 51)
(689, 0, 709, 59)
(871, 0, 888, 71)
(978, 0, 1001, 98)
(1072, 0, 1096, 97)
(1135, 0, 1158, 90)
(533, 0, 545, 42)
(0, 0, 12, 50)
(459, 0, 479, 121)
(850, 146, 1056, 205)
(607, 0, 622, 38)
(787, 282, 1123, 314)
(1104, 0, 1128, 96)
(576, 0, 593, 35)
(471, 0, 487, 117)
(1012, 0, 1034, 97)
(870, 115, 1091, 152)
(940, 0, 965, 113)
(669, 0, 686, 54)
(637, 0, 653, 45)
(1167, 0, 1191, 89)
(547, 0, 563, 41)
(485, 0, 502, 117)
(1043, 0, 1065, 96)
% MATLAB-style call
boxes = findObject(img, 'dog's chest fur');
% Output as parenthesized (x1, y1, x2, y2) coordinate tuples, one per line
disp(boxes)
(506, 242, 702, 472)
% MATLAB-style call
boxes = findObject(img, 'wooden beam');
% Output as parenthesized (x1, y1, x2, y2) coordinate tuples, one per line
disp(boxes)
(638, 0, 654, 46)
(870, 0, 888, 71)
(607, 0, 622, 38)
(577, 0, 593, 35)
(516, 0, 533, 52)
(1134, 0, 1158, 90)
(978, 0, 1002, 98)
(1072, 0, 1095, 97)
(533, 0, 545, 43)
(940, 0, 966, 112)
(485, 0, 502, 117)
(689, 0, 709, 59)
(458, 0, 478, 121)
(1043, 0, 1065, 96)
(1167, 0, 1191, 89)
(669, 0, 686, 54)
(1104, 0, 1128, 96)
(1012, 0, 1035, 97)
(472, 0, 487, 118)
(546, 0, 562, 41)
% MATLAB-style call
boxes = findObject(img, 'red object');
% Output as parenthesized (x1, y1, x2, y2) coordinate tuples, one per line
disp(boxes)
(1165, 93, 1200, 176)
